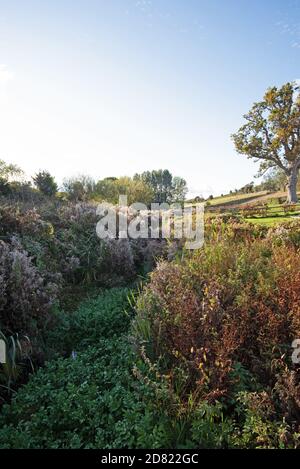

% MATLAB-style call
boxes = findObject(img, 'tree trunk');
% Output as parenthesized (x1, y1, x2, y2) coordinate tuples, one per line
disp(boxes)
(287, 168, 299, 204)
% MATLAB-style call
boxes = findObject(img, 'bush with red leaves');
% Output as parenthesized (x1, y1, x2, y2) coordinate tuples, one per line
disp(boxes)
(133, 223, 300, 447)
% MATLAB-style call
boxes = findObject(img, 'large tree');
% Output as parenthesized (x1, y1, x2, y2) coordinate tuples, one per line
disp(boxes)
(0, 159, 23, 195)
(134, 169, 188, 204)
(95, 176, 154, 206)
(63, 175, 96, 202)
(232, 82, 300, 203)
(0, 159, 23, 181)
(171, 176, 188, 202)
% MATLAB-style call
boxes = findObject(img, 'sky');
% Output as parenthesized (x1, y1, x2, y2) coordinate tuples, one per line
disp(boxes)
(0, 0, 300, 197)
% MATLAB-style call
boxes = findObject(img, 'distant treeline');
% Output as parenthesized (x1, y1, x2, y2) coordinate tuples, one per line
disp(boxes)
(0, 160, 188, 206)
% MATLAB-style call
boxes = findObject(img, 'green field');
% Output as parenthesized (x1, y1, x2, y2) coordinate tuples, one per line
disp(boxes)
(246, 216, 296, 226)
(206, 191, 268, 207)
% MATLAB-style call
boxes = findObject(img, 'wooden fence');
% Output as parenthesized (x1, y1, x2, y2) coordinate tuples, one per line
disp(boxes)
(206, 202, 300, 219)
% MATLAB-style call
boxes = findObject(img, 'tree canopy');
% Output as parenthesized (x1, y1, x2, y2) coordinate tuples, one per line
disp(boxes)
(0, 159, 23, 182)
(232, 82, 300, 202)
(33, 171, 58, 197)
(134, 169, 187, 204)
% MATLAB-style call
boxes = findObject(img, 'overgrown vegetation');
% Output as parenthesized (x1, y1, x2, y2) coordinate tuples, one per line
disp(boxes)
(0, 289, 168, 449)
(0, 216, 299, 448)
(0, 152, 299, 448)
(132, 219, 300, 448)
(0, 175, 169, 400)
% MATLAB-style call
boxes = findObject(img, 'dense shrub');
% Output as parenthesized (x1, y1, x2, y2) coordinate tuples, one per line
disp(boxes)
(0, 238, 59, 400)
(267, 220, 300, 249)
(0, 238, 59, 339)
(0, 205, 51, 239)
(0, 202, 168, 293)
(133, 225, 300, 448)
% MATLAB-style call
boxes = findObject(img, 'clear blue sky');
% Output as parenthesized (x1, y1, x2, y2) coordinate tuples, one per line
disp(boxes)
(0, 0, 299, 197)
